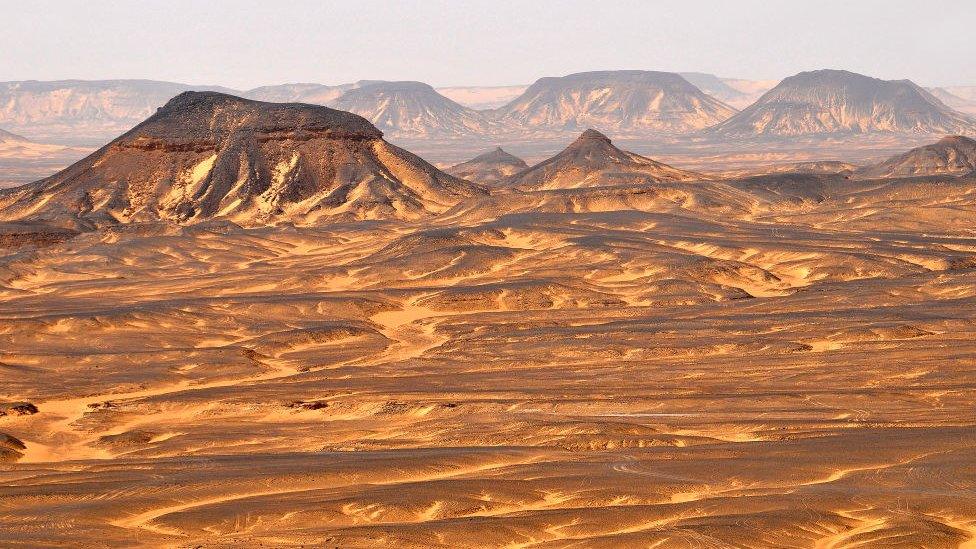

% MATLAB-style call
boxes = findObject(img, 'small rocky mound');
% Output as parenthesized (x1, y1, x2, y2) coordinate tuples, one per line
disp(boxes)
(0, 401, 38, 417)
(857, 135, 976, 178)
(708, 69, 976, 137)
(96, 430, 157, 450)
(505, 129, 703, 190)
(446, 147, 529, 186)
(495, 70, 737, 133)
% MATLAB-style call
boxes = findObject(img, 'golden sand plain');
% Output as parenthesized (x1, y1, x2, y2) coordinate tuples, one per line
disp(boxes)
(1, 175, 976, 548)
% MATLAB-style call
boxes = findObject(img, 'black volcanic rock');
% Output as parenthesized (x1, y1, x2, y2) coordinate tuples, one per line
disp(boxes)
(506, 129, 702, 190)
(857, 135, 976, 178)
(331, 81, 500, 137)
(0, 92, 484, 228)
(494, 71, 737, 134)
(446, 147, 528, 186)
(708, 69, 976, 137)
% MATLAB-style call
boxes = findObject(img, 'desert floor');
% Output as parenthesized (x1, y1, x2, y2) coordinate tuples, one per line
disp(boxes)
(2, 174, 976, 547)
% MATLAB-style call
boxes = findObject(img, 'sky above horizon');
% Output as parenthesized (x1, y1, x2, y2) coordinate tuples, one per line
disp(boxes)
(1, 0, 974, 89)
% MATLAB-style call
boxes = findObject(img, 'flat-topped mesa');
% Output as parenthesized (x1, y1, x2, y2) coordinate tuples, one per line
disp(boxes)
(474, 147, 524, 164)
(505, 129, 702, 190)
(495, 70, 738, 134)
(0, 92, 483, 228)
(708, 69, 976, 137)
(331, 81, 500, 137)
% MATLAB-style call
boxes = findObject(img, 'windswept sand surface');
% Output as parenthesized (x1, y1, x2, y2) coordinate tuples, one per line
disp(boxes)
(2, 176, 976, 547)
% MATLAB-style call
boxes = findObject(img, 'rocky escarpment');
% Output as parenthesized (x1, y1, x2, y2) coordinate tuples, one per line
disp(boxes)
(446, 147, 528, 186)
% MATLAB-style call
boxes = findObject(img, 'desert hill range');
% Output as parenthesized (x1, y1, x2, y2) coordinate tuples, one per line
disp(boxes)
(2, 69, 976, 547)
(1, 90, 974, 228)
(2, 69, 975, 144)
(2, 68, 974, 189)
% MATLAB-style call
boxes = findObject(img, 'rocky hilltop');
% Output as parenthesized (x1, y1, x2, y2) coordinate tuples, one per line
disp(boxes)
(708, 69, 976, 138)
(494, 71, 737, 134)
(331, 81, 501, 137)
(857, 135, 976, 178)
(0, 92, 484, 228)
(505, 129, 702, 190)
(446, 147, 528, 186)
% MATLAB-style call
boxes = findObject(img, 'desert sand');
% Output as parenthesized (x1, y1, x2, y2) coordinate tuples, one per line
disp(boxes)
(2, 162, 976, 547)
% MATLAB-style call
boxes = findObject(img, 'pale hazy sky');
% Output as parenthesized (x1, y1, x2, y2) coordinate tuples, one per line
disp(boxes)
(1, 0, 974, 89)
